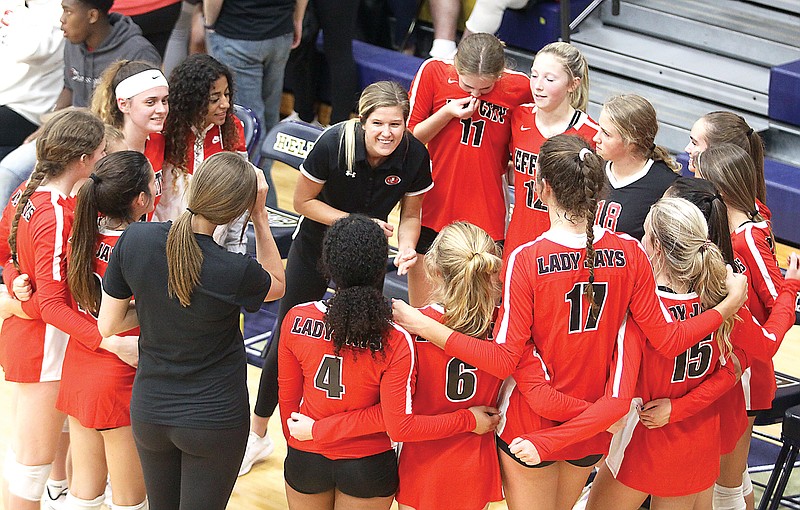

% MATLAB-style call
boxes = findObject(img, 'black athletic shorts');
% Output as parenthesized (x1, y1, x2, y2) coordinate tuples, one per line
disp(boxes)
(496, 435, 602, 468)
(416, 226, 505, 255)
(284, 446, 398, 498)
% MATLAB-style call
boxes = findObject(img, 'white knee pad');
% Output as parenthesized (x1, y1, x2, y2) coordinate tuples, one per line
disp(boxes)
(713, 483, 746, 510)
(742, 469, 753, 497)
(66, 492, 105, 510)
(111, 498, 149, 510)
(3, 450, 52, 502)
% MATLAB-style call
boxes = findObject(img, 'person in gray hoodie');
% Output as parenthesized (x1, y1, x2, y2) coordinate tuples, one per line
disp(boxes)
(0, 0, 160, 212)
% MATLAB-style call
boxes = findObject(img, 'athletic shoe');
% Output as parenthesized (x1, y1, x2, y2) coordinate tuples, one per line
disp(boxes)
(42, 484, 68, 510)
(238, 431, 274, 476)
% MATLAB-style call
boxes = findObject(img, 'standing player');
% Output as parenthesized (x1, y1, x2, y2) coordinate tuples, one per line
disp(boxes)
(278, 216, 498, 510)
(0, 110, 131, 510)
(242, 81, 434, 476)
(695, 144, 783, 510)
(685, 111, 768, 219)
(90, 60, 169, 218)
(407, 33, 532, 305)
(55, 151, 154, 510)
(505, 42, 597, 258)
(393, 135, 748, 510)
(592, 94, 679, 240)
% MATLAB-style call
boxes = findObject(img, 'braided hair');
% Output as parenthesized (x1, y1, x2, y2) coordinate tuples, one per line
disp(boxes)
(9, 109, 104, 270)
(537, 134, 606, 317)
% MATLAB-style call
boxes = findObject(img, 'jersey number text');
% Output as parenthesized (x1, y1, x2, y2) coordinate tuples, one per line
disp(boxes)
(565, 282, 609, 333)
(315, 355, 345, 399)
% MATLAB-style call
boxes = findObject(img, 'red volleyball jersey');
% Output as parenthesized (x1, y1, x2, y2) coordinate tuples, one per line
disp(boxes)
(0, 187, 101, 382)
(184, 120, 247, 175)
(143, 132, 166, 221)
(504, 106, 599, 258)
(731, 222, 781, 410)
(612, 291, 728, 497)
(443, 227, 723, 460)
(396, 304, 503, 510)
(58, 228, 138, 427)
(408, 59, 532, 240)
(278, 301, 476, 460)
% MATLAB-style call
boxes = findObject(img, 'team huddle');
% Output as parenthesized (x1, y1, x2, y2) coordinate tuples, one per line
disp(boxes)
(0, 29, 797, 510)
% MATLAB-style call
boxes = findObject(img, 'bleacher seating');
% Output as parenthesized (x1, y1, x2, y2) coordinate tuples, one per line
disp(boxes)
(233, 104, 261, 161)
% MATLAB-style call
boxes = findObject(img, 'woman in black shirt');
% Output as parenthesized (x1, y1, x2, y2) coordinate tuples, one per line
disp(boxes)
(98, 152, 285, 510)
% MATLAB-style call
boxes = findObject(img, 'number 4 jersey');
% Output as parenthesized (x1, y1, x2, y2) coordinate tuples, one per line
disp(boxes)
(397, 304, 503, 510)
(408, 58, 532, 241)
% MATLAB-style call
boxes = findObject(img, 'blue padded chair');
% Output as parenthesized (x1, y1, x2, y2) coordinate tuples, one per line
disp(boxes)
(233, 104, 261, 161)
(258, 119, 323, 170)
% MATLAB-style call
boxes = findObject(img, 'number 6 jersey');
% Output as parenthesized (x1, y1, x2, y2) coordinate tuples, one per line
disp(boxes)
(396, 304, 503, 510)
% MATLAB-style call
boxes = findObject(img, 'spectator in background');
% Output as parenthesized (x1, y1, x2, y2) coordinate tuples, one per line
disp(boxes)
(428, 0, 461, 58)
(463, 0, 528, 37)
(0, 0, 160, 208)
(284, 0, 359, 126)
(163, 0, 206, 76)
(0, 0, 64, 161)
(205, 0, 308, 208)
(110, 0, 182, 58)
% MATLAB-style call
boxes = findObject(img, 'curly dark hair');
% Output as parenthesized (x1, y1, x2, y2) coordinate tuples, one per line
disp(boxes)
(322, 215, 391, 356)
(164, 54, 240, 174)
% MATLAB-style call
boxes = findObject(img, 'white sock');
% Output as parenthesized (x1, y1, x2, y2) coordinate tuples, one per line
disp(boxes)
(66, 492, 105, 510)
(111, 498, 149, 510)
(713, 483, 745, 510)
(429, 39, 457, 59)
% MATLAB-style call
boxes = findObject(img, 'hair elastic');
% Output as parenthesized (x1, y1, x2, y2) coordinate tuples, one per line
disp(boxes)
(88, 173, 101, 184)
(578, 148, 592, 161)
(700, 239, 713, 252)
(746, 127, 754, 136)
(186, 207, 196, 215)
(650, 143, 657, 151)
(115, 70, 169, 100)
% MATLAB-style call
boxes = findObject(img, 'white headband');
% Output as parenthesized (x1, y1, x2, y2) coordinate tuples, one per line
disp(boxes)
(115, 69, 169, 100)
(579, 147, 592, 161)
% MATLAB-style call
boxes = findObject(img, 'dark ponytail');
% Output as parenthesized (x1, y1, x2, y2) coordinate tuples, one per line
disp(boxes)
(69, 151, 153, 314)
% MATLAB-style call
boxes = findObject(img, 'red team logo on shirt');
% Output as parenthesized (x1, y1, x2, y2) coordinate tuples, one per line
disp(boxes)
(385, 175, 401, 185)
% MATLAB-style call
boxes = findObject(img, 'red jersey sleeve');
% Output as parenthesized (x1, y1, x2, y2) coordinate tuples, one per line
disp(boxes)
(29, 203, 101, 349)
(521, 315, 643, 460)
(311, 404, 385, 444)
(731, 278, 800, 362)
(444, 247, 536, 378)
(380, 326, 476, 441)
(738, 223, 781, 312)
(278, 315, 306, 443)
(407, 59, 437, 132)
(233, 118, 247, 153)
(670, 355, 737, 423)
(626, 244, 723, 358)
(512, 343, 592, 422)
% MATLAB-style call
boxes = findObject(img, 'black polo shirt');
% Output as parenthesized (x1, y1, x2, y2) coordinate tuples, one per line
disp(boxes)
(298, 121, 433, 237)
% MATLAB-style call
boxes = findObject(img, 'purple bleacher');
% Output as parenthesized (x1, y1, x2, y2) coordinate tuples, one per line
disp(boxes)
(497, 0, 593, 54)
(769, 59, 800, 128)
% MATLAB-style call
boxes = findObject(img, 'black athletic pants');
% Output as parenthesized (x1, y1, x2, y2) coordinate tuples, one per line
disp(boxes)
(287, 0, 360, 124)
(130, 2, 182, 58)
(254, 231, 329, 418)
(132, 420, 248, 510)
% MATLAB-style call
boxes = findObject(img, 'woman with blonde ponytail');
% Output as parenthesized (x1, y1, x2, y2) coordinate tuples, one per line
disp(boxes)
(277, 216, 499, 510)
(593, 94, 679, 241)
(505, 41, 599, 258)
(97, 152, 284, 510)
(393, 134, 749, 510)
